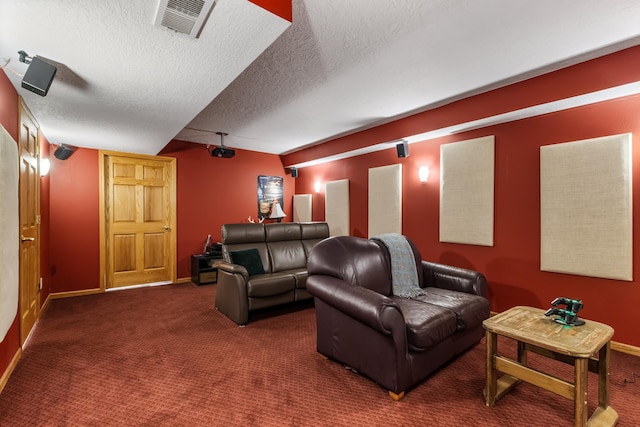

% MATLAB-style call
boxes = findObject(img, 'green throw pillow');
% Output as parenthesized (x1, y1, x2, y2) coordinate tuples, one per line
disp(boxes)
(230, 249, 265, 276)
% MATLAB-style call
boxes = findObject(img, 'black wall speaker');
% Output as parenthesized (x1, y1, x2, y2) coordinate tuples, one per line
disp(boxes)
(53, 144, 77, 160)
(21, 57, 57, 97)
(396, 141, 409, 158)
(291, 168, 298, 178)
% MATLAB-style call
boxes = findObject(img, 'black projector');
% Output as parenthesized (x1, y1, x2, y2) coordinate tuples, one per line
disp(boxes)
(212, 147, 235, 158)
(21, 56, 57, 97)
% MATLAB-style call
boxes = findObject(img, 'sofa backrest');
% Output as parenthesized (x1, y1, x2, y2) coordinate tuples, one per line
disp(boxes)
(265, 223, 306, 272)
(300, 222, 330, 257)
(370, 235, 425, 288)
(221, 222, 330, 274)
(221, 223, 271, 272)
(307, 236, 393, 295)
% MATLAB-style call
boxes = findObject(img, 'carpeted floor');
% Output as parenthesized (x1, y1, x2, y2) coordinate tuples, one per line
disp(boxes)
(0, 283, 638, 426)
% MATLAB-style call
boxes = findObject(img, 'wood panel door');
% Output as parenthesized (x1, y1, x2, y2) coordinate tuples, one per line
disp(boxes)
(18, 100, 40, 344)
(101, 152, 176, 290)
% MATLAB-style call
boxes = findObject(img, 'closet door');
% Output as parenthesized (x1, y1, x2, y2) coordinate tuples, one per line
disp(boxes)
(18, 99, 40, 345)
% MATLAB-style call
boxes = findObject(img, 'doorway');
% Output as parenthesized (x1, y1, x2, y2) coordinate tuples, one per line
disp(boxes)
(100, 151, 176, 290)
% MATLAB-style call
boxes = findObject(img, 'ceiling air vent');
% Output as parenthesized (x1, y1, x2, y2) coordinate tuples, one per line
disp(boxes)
(154, 0, 216, 38)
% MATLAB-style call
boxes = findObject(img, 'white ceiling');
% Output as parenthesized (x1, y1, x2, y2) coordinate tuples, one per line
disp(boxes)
(2, 0, 640, 157)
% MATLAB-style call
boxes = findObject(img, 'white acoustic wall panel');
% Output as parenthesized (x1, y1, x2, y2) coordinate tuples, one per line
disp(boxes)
(541, 133, 632, 281)
(368, 164, 402, 237)
(293, 194, 312, 222)
(440, 136, 495, 246)
(0, 125, 19, 341)
(325, 179, 350, 236)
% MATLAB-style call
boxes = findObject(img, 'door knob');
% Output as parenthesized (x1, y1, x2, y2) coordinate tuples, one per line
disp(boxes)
(164, 225, 170, 230)
(20, 235, 35, 242)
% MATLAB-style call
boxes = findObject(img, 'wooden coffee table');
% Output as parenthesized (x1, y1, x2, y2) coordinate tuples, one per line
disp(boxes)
(483, 306, 617, 427)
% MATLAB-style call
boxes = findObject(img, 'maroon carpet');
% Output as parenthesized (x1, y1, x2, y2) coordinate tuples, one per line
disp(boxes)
(0, 283, 638, 426)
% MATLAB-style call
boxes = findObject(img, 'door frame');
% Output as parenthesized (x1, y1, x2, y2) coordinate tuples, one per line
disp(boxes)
(98, 150, 177, 291)
(18, 98, 41, 345)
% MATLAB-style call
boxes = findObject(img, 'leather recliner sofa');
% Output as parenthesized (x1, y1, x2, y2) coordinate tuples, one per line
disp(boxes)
(306, 235, 490, 400)
(215, 222, 330, 325)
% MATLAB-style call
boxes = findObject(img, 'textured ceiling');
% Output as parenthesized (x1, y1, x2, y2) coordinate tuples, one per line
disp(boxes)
(2, 0, 640, 157)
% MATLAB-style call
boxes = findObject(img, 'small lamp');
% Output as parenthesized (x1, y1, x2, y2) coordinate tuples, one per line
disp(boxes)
(418, 166, 429, 183)
(269, 199, 287, 222)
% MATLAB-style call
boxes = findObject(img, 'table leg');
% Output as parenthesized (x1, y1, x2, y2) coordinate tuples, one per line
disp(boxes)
(485, 330, 497, 407)
(598, 342, 611, 409)
(517, 340, 527, 366)
(574, 357, 588, 427)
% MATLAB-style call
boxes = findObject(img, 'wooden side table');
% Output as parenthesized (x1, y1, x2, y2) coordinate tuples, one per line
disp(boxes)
(483, 306, 617, 427)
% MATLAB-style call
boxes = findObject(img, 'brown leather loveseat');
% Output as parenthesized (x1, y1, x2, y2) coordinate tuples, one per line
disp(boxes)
(306, 235, 490, 400)
(215, 222, 330, 325)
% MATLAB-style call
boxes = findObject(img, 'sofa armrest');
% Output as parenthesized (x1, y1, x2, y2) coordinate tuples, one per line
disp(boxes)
(421, 261, 487, 297)
(307, 275, 403, 335)
(218, 262, 249, 281)
(215, 265, 250, 325)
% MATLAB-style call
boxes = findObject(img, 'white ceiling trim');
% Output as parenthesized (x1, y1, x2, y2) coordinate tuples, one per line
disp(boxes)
(285, 81, 640, 169)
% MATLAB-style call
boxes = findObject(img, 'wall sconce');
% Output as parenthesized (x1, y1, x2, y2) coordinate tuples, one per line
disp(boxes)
(40, 157, 50, 176)
(314, 181, 322, 193)
(418, 166, 429, 183)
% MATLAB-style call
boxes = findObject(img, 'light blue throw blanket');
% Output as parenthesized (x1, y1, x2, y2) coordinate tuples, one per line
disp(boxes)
(371, 233, 425, 299)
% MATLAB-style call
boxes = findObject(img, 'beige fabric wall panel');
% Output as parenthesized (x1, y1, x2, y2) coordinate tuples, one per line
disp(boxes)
(0, 125, 19, 341)
(540, 133, 632, 281)
(293, 194, 312, 222)
(325, 179, 350, 236)
(368, 164, 402, 238)
(440, 136, 495, 246)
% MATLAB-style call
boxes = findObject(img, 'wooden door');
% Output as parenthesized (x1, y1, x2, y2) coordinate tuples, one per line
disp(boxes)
(18, 100, 40, 344)
(101, 152, 176, 289)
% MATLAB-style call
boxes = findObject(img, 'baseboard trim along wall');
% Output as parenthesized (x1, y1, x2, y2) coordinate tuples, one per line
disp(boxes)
(611, 341, 640, 358)
(50, 288, 102, 299)
(0, 347, 21, 395)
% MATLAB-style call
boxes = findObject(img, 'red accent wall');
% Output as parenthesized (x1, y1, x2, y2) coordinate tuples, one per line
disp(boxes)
(248, 0, 292, 22)
(49, 148, 101, 293)
(0, 71, 20, 381)
(289, 46, 640, 347)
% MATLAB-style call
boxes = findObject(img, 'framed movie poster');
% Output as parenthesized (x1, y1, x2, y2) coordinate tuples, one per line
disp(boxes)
(257, 175, 284, 220)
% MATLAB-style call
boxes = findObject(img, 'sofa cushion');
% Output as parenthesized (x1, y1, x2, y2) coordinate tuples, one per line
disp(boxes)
(230, 249, 265, 276)
(416, 287, 490, 331)
(392, 297, 457, 351)
(268, 240, 307, 272)
(247, 273, 296, 298)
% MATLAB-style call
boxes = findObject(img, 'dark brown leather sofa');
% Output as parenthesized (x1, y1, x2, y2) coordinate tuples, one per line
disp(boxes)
(215, 222, 329, 325)
(306, 235, 490, 400)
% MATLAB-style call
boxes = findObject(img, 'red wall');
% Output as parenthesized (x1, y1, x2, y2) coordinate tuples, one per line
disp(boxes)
(48, 148, 100, 293)
(0, 71, 20, 380)
(248, 0, 292, 22)
(287, 46, 640, 347)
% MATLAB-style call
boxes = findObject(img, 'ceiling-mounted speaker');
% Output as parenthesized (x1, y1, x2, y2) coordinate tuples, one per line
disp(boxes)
(21, 56, 57, 97)
(396, 141, 409, 158)
(53, 144, 77, 160)
(291, 168, 298, 178)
